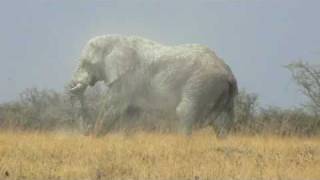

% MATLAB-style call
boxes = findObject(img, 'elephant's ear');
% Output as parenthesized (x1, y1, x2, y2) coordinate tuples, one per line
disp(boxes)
(105, 45, 140, 83)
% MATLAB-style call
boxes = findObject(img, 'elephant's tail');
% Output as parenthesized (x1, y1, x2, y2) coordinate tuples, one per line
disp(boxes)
(210, 75, 238, 137)
(227, 75, 238, 115)
(207, 74, 238, 122)
(228, 74, 238, 103)
(225, 73, 238, 123)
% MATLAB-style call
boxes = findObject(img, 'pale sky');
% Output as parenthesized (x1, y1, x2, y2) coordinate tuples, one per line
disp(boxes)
(0, 0, 319, 107)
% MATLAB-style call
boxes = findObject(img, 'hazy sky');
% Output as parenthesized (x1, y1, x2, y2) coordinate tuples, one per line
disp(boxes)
(0, 0, 319, 107)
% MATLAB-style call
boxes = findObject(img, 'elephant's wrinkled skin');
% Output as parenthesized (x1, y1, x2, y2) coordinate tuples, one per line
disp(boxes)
(69, 35, 238, 137)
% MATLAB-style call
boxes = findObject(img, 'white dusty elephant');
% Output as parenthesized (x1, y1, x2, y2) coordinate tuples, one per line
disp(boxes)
(68, 35, 238, 137)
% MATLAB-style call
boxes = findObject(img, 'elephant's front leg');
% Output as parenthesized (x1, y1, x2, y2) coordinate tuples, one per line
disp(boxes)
(93, 104, 123, 137)
(93, 92, 124, 137)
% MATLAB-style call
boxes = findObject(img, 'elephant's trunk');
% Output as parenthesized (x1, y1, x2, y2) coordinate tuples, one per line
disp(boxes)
(67, 70, 90, 129)
(68, 67, 91, 96)
(68, 80, 92, 134)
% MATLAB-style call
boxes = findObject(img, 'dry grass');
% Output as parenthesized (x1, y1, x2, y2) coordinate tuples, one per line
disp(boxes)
(0, 129, 319, 180)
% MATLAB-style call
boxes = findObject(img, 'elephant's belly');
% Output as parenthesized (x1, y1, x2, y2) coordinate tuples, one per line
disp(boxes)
(134, 85, 180, 113)
(145, 74, 190, 110)
(149, 62, 196, 99)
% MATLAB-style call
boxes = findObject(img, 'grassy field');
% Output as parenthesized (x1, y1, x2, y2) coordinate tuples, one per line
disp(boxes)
(0, 130, 319, 180)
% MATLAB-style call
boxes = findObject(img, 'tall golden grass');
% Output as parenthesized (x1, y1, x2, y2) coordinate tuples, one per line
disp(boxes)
(0, 129, 319, 180)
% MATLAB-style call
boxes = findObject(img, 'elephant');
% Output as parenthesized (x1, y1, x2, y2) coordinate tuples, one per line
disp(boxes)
(68, 35, 238, 137)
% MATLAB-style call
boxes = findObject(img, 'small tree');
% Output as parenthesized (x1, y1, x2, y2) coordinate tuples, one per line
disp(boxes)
(287, 61, 320, 116)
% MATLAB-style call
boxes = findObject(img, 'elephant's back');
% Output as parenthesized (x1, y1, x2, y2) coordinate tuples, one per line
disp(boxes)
(159, 44, 214, 59)
(159, 44, 230, 74)
(124, 36, 217, 63)
(124, 36, 233, 78)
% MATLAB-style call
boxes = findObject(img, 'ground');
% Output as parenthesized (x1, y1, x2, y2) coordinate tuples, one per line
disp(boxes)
(0, 129, 319, 180)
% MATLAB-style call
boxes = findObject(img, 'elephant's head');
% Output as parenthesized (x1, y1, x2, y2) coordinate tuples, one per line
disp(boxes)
(68, 37, 111, 97)
(68, 60, 101, 97)
(68, 35, 139, 97)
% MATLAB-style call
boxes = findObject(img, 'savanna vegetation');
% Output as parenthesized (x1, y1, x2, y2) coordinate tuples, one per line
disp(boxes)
(0, 61, 319, 180)
(0, 130, 320, 180)
(1, 62, 319, 136)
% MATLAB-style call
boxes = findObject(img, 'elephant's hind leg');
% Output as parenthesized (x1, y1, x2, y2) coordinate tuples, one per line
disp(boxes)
(209, 84, 236, 138)
(176, 73, 231, 136)
(176, 97, 200, 135)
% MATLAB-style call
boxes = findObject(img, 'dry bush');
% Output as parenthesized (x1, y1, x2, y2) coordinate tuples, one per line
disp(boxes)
(232, 89, 320, 136)
(0, 81, 319, 136)
(233, 89, 258, 132)
(0, 88, 78, 130)
(256, 107, 319, 136)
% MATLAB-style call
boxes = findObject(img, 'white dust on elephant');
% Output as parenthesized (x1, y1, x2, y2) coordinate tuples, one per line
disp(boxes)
(68, 35, 238, 137)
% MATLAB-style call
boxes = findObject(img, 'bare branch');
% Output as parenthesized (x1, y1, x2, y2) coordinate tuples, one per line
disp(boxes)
(287, 61, 320, 116)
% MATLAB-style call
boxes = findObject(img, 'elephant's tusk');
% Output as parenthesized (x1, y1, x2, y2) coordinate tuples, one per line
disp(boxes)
(70, 83, 83, 92)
